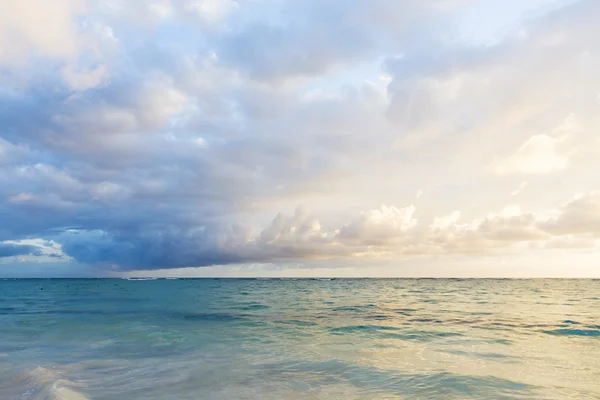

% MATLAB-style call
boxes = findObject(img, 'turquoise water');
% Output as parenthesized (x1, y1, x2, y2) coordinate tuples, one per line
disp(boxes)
(1, 279, 599, 399)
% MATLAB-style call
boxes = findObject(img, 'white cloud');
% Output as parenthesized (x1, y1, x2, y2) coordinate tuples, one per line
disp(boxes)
(185, 0, 238, 22)
(0, 238, 71, 263)
(148, 2, 174, 18)
(337, 205, 417, 244)
(494, 134, 571, 174)
(511, 181, 528, 196)
(60, 64, 110, 91)
(0, 0, 84, 64)
(430, 210, 460, 230)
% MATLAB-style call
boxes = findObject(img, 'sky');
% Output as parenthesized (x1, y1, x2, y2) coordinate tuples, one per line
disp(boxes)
(1, 0, 599, 278)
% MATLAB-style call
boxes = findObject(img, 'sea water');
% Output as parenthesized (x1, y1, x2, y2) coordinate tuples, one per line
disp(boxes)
(0, 278, 599, 399)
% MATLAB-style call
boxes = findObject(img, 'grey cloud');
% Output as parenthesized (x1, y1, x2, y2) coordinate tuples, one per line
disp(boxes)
(219, 21, 373, 82)
(0, 244, 39, 258)
(538, 192, 600, 237)
(56, 228, 246, 269)
(430, 214, 549, 254)
(217, 0, 458, 82)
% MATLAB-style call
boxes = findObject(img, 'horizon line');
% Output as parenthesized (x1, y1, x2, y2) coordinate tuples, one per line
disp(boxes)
(2, 276, 599, 280)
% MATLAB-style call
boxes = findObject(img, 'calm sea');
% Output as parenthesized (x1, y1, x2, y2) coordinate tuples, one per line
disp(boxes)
(1, 278, 599, 399)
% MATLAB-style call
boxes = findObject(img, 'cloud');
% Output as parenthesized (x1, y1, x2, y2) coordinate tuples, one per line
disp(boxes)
(426, 206, 549, 254)
(60, 64, 110, 91)
(0, 0, 84, 64)
(0, 239, 70, 263)
(51, 205, 419, 269)
(511, 181, 528, 196)
(217, 0, 461, 83)
(494, 134, 571, 174)
(337, 205, 417, 245)
(56, 228, 246, 269)
(1, 0, 600, 276)
(539, 192, 600, 237)
(185, 0, 238, 22)
(53, 195, 600, 271)
(0, 0, 116, 94)
(430, 210, 460, 230)
(0, 243, 38, 258)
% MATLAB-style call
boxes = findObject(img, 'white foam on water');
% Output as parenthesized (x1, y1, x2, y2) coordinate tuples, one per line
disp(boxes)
(51, 380, 89, 400)
(125, 277, 158, 281)
(18, 366, 90, 400)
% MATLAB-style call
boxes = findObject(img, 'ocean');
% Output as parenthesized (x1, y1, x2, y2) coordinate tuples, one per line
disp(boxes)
(0, 278, 599, 399)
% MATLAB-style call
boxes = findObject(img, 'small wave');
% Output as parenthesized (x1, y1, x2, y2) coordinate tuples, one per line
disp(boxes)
(388, 331, 464, 341)
(182, 312, 247, 322)
(238, 304, 270, 311)
(261, 359, 533, 398)
(330, 325, 402, 333)
(391, 308, 417, 316)
(439, 349, 517, 360)
(273, 319, 318, 327)
(409, 318, 443, 323)
(330, 325, 464, 342)
(364, 314, 391, 320)
(544, 329, 600, 337)
(331, 304, 378, 312)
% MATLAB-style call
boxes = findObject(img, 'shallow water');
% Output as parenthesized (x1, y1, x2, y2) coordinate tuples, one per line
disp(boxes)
(1, 278, 599, 399)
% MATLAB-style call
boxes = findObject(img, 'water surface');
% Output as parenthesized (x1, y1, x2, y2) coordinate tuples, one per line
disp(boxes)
(1, 278, 599, 399)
